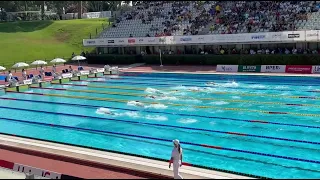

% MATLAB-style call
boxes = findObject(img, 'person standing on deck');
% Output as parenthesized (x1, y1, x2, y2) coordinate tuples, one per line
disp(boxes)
(22, 69, 27, 80)
(169, 139, 183, 179)
(39, 66, 45, 80)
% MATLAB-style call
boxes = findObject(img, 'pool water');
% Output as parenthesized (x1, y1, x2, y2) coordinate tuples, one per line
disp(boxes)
(0, 72, 320, 178)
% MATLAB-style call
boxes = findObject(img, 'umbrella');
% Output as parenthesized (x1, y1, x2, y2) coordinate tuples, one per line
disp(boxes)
(12, 62, 29, 72)
(31, 60, 47, 70)
(0, 66, 5, 74)
(31, 60, 47, 66)
(12, 62, 29, 68)
(71, 55, 86, 66)
(51, 58, 66, 64)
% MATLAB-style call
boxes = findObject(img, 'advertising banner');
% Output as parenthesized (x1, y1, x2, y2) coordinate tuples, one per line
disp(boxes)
(285, 65, 312, 74)
(312, 66, 320, 74)
(261, 65, 286, 73)
(83, 30, 320, 47)
(216, 65, 238, 72)
(238, 65, 261, 72)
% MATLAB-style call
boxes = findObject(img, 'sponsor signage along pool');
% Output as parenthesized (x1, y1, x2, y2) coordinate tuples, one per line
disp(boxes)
(261, 65, 286, 73)
(238, 65, 261, 72)
(216, 65, 238, 72)
(312, 66, 320, 73)
(285, 65, 312, 74)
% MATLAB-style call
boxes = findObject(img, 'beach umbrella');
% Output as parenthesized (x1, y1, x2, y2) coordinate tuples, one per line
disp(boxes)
(31, 60, 47, 70)
(31, 60, 47, 66)
(12, 62, 29, 68)
(12, 62, 29, 72)
(71, 55, 86, 66)
(0, 66, 6, 74)
(51, 58, 66, 64)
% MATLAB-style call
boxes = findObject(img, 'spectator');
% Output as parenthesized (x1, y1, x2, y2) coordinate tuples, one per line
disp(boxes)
(285, 48, 290, 54)
(265, 49, 270, 54)
(292, 48, 297, 54)
(220, 48, 225, 55)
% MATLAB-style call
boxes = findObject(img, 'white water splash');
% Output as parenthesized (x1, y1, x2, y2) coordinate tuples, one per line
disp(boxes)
(127, 101, 145, 107)
(96, 108, 113, 115)
(178, 118, 198, 124)
(113, 111, 140, 118)
(231, 96, 241, 99)
(218, 81, 239, 88)
(145, 103, 168, 109)
(145, 115, 168, 121)
(209, 101, 229, 105)
(274, 86, 289, 89)
(248, 84, 266, 89)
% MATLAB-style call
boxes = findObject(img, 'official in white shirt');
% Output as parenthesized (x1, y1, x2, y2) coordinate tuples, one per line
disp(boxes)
(169, 139, 183, 179)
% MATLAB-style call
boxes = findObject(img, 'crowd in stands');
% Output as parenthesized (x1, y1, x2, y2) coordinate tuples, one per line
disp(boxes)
(105, 1, 320, 38)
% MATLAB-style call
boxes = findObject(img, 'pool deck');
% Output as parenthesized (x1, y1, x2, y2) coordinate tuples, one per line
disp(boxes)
(0, 134, 251, 179)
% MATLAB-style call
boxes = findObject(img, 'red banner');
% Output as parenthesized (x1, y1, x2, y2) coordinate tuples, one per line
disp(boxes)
(285, 65, 312, 74)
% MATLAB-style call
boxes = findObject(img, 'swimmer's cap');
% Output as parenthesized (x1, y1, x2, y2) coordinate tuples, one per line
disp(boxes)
(173, 139, 180, 145)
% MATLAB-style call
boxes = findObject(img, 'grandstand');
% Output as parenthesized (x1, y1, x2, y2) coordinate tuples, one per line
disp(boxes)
(100, 1, 320, 38)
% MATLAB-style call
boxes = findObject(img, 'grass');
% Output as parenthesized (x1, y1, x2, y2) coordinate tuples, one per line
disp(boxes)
(0, 18, 108, 68)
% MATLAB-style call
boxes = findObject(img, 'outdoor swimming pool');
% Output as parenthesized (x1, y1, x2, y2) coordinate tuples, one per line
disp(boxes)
(0, 72, 320, 178)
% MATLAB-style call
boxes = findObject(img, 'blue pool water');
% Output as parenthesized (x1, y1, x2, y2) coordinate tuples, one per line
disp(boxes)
(0, 72, 320, 178)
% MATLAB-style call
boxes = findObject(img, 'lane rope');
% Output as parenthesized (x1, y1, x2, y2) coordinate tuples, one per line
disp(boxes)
(1, 97, 318, 129)
(16, 89, 320, 118)
(0, 104, 318, 145)
(0, 116, 319, 165)
(84, 75, 320, 88)
(57, 81, 320, 101)
(35, 86, 320, 109)
(120, 73, 320, 85)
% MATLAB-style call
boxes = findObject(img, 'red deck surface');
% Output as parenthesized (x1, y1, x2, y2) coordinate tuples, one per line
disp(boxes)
(0, 149, 146, 179)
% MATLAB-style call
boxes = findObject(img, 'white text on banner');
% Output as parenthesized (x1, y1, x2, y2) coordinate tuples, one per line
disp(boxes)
(312, 66, 320, 74)
(261, 65, 286, 73)
(216, 65, 239, 72)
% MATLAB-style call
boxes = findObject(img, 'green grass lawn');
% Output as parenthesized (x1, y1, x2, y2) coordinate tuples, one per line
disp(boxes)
(0, 18, 108, 68)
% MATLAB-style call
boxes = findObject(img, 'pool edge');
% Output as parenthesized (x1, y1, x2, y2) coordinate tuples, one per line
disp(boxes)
(0, 133, 254, 179)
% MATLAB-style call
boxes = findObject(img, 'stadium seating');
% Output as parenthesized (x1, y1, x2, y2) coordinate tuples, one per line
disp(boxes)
(100, 1, 320, 38)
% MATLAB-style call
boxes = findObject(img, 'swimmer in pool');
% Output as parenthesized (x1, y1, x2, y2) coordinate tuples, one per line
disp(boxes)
(134, 101, 145, 107)
(206, 81, 216, 86)
(103, 111, 115, 115)
(145, 95, 156, 99)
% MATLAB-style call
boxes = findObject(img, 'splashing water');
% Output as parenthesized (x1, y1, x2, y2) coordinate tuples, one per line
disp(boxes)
(145, 115, 168, 121)
(178, 118, 198, 124)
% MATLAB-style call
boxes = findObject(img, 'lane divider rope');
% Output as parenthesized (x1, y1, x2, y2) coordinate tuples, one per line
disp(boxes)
(119, 73, 320, 84)
(58, 81, 320, 101)
(18, 89, 320, 117)
(104, 75, 320, 93)
(1, 97, 318, 129)
(0, 104, 318, 145)
(35, 86, 320, 109)
(0, 116, 319, 165)
(84, 75, 320, 88)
